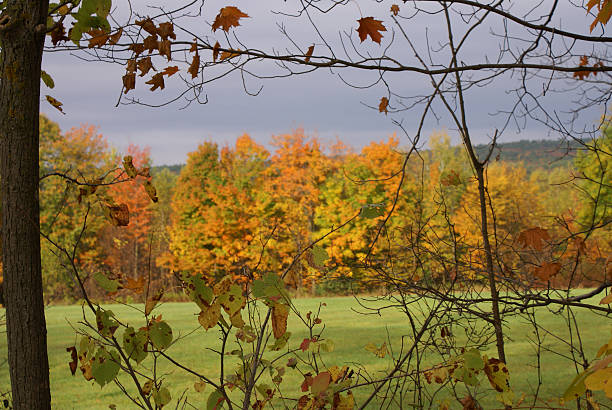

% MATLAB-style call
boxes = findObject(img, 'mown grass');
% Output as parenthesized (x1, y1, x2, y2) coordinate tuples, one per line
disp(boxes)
(0, 295, 609, 409)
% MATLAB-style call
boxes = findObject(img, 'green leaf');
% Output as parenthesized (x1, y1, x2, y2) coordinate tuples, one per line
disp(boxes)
(562, 371, 588, 402)
(152, 387, 172, 408)
(252, 273, 288, 301)
(218, 284, 244, 316)
(268, 331, 291, 351)
(93, 272, 119, 292)
(91, 348, 120, 387)
(94, 0, 111, 18)
(186, 275, 214, 310)
(312, 245, 328, 267)
(122, 327, 148, 363)
(95, 308, 118, 338)
(206, 389, 225, 410)
(41, 70, 55, 89)
(319, 339, 335, 353)
(360, 203, 385, 219)
(149, 320, 173, 350)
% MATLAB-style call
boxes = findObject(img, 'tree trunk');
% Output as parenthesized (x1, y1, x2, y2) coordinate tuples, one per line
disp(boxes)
(0, 1, 51, 409)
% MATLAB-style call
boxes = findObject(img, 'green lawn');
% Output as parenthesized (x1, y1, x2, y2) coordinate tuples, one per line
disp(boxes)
(0, 295, 610, 409)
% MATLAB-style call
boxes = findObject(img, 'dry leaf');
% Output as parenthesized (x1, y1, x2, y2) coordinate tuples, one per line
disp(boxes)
(190, 39, 198, 53)
(107, 203, 130, 226)
(220, 49, 240, 61)
(379, 96, 389, 114)
(45, 95, 64, 114)
(156, 22, 176, 40)
(143, 35, 159, 53)
(109, 28, 123, 45)
(66, 346, 78, 375)
(123, 72, 136, 93)
(158, 39, 172, 61)
(516, 227, 550, 251)
(534, 262, 561, 281)
(124, 275, 145, 293)
(145, 289, 164, 315)
(135, 18, 157, 36)
(137, 57, 155, 77)
(142, 180, 159, 203)
(129, 43, 145, 55)
(390, 4, 400, 16)
(50, 22, 68, 46)
(188, 53, 200, 79)
(356, 17, 386, 44)
(127, 59, 137, 73)
(305, 45, 314, 63)
(271, 303, 289, 339)
(600, 293, 612, 305)
(86, 29, 109, 48)
(212, 6, 249, 32)
(162, 66, 179, 76)
(145, 72, 165, 91)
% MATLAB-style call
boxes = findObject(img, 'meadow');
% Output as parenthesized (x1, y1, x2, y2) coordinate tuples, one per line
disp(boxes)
(0, 295, 609, 409)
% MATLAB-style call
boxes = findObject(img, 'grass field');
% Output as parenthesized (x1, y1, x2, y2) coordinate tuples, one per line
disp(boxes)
(0, 295, 610, 409)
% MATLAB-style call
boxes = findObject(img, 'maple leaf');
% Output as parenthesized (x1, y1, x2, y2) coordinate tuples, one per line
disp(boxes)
(45, 95, 64, 114)
(109, 28, 123, 45)
(135, 18, 157, 36)
(123, 275, 145, 293)
(145, 72, 165, 91)
(391, 4, 400, 16)
(188, 53, 200, 79)
(162, 66, 179, 76)
(379, 96, 389, 114)
(516, 227, 550, 251)
(357, 17, 386, 44)
(156, 22, 176, 40)
(220, 49, 240, 61)
(129, 43, 145, 55)
(534, 262, 561, 281)
(212, 41, 220, 62)
(87, 29, 109, 48)
(158, 39, 172, 61)
(143, 35, 159, 53)
(305, 45, 314, 63)
(212, 6, 249, 32)
(137, 57, 155, 77)
(123, 72, 136, 93)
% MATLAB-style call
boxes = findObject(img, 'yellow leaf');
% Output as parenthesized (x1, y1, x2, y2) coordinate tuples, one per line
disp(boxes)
(198, 301, 221, 330)
(585, 367, 612, 391)
(365, 342, 387, 358)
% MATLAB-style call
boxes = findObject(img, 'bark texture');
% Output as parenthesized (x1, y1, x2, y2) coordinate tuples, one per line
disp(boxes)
(0, 1, 51, 408)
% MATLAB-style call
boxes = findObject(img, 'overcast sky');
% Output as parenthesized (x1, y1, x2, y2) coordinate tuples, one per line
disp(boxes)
(39, 0, 604, 165)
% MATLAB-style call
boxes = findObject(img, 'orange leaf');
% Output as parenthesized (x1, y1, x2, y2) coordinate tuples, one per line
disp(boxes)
(109, 28, 123, 45)
(305, 45, 314, 63)
(87, 29, 109, 48)
(124, 275, 145, 294)
(188, 53, 200, 79)
(158, 39, 172, 61)
(162, 66, 179, 76)
(356, 17, 386, 44)
(212, 41, 220, 62)
(220, 49, 240, 61)
(45, 95, 64, 114)
(156, 22, 176, 40)
(534, 262, 561, 281)
(145, 72, 165, 91)
(516, 227, 550, 251)
(190, 39, 198, 53)
(600, 293, 612, 305)
(137, 57, 155, 77)
(390, 4, 400, 16)
(379, 96, 389, 114)
(135, 18, 157, 36)
(212, 6, 249, 32)
(122, 72, 136, 93)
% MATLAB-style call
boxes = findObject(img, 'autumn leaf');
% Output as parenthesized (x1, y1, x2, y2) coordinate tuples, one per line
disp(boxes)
(516, 227, 550, 251)
(162, 66, 179, 76)
(137, 57, 155, 77)
(45, 95, 64, 114)
(271, 303, 289, 339)
(41, 70, 54, 89)
(211, 41, 220, 62)
(379, 96, 389, 114)
(311, 372, 331, 395)
(601, 293, 612, 305)
(66, 346, 78, 375)
(219, 49, 240, 61)
(159, 39, 172, 61)
(588, 0, 612, 31)
(86, 29, 109, 48)
(123, 155, 138, 178)
(109, 28, 123, 45)
(212, 6, 249, 32)
(127, 59, 137, 73)
(135, 18, 158, 36)
(188, 53, 200, 79)
(390, 4, 400, 16)
(305, 45, 314, 63)
(300, 338, 312, 352)
(534, 262, 561, 282)
(143, 35, 159, 53)
(365, 342, 388, 358)
(198, 301, 221, 330)
(190, 39, 198, 53)
(129, 43, 145, 55)
(156, 22, 176, 40)
(356, 17, 386, 44)
(145, 289, 164, 315)
(49, 22, 68, 46)
(142, 180, 159, 203)
(123, 275, 145, 293)
(107, 203, 130, 226)
(145, 72, 165, 91)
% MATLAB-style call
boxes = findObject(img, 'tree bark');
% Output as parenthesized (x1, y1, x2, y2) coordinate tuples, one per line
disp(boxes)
(0, 1, 51, 409)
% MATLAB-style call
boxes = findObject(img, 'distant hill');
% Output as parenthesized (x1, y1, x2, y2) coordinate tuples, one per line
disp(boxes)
(475, 139, 580, 172)
(151, 164, 184, 175)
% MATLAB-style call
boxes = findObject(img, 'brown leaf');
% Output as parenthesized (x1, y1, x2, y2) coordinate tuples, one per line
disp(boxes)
(145, 289, 164, 316)
(145, 72, 165, 91)
(188, 53, 200, 79)
(108, 203, 130, 226)
(534, 262, 561, 282)
(271, 303, 289, 339)
(162, 66, 179, 76)
(137, 57, 155, 77)
(379, 96, 389, 114)
(305, 45, 314, 63)
(516, 227, 550, 251)
(212, 41, 220, 62)
(143, 34, 159, 53)
(124, 275, 146, 293)
(460, 395, 477, 410)
(301, 374, 314, 392)
(142, 180, 159, 203)
(135, 18, 157, 36)
(123, 155, 138, 178)
(50, 22, 68, 46)
(87, 29, 110, 49)
(158, 39, 172, 61)
(123, 72, 136, 93)
(129, 43, 145, 55)
(311, 372, 331, 395)
(45, 95, 64, 114)
(190, 38, 198, 53)
(127, 59, 137, 73)
(356, 17, 386, 44)
(212, 6, 249, 32)
(66, 346, 78, 375)
(390, 4, 400, 16)
(109, 28, 123, 45)
(219, 49, 240, 61)
(156, 22, 176, 40)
